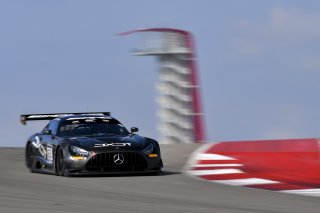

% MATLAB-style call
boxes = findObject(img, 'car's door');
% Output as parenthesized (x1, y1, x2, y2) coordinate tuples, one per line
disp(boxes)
(40, 120, 60, 168)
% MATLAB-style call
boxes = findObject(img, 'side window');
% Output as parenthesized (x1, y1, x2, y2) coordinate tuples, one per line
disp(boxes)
(42, 124, 49, 133)
(46, 120, 59, 135)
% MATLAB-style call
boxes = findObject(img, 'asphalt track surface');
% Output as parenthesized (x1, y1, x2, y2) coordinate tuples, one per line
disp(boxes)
(0, 144, 320, 213)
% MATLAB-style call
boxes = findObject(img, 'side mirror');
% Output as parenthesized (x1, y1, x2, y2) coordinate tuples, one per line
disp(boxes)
(43, 129, 52, 135)
(130, 127, 139, 133)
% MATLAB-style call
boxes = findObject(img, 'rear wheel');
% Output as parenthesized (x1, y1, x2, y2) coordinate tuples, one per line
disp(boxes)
(26, 143, 36, 173)
(56, 148, 68, 176)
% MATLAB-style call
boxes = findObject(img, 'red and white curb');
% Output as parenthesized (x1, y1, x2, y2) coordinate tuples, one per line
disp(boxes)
(185, 142, 320, 197)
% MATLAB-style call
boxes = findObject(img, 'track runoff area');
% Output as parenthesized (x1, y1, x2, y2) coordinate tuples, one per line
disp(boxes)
(1, 144, 320, 213)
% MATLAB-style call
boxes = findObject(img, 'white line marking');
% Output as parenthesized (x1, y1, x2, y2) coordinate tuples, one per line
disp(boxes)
(196, 153, 236, 160)
(281, 189, 320, 197)
(193, 164, 243, 167)
(213, 178, 280, 186)
(183, 142, 216, 171)
(188, 169, 243, 176)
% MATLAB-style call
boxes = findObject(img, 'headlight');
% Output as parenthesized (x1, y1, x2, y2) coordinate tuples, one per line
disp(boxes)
(69, 145, 89, 157)
(144, 143, 154, 154)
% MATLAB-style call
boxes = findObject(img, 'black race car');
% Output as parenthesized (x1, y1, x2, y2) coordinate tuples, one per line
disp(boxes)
(21, 112, 163, 176)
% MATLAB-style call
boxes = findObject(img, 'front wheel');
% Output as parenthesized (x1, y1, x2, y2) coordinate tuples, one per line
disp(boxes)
(56, 148, 68, 176)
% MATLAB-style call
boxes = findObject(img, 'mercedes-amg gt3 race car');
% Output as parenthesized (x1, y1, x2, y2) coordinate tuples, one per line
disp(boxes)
(21, 112, 163, 176)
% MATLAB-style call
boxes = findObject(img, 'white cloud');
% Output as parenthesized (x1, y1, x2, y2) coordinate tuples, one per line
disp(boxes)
(237, 7, 320, 42)
(259, 105, 304, 139)
(227, 7, 320, 71)
(266, 7, 320, 41)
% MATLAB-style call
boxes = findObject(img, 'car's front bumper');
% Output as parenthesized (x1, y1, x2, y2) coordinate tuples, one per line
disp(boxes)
(64, 150, 163, 175)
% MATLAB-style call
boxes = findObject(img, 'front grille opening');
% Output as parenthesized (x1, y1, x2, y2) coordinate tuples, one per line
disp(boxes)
(85, 152, 147, 172)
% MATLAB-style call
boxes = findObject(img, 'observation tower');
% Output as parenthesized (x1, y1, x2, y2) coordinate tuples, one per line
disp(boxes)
(120, 28, 205, 143)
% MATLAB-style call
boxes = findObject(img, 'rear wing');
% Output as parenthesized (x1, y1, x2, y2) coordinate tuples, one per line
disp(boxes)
(20, 112, 111, 125)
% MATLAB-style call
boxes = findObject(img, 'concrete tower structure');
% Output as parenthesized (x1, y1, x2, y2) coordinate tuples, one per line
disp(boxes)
(121, 28, 205, 143)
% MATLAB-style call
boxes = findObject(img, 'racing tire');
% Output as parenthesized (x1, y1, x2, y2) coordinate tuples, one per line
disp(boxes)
(56, 148, 69, 177)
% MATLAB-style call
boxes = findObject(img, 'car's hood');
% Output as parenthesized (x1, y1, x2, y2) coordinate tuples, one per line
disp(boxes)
(67, 134, 147, 151)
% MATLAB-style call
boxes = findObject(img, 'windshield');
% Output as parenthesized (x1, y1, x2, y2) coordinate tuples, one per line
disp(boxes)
(58, 118, 129, 137)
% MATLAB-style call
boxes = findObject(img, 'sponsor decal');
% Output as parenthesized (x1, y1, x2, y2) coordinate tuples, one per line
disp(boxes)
(27, 114, 71, 119)
(94, 142, 131, 148)
(32, 136, 46, 157)
(32, 137, 53, 161)
(46, 144, 53, 161)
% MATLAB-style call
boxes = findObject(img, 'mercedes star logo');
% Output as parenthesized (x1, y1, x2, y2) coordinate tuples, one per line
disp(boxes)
(113, 153, 124, 165)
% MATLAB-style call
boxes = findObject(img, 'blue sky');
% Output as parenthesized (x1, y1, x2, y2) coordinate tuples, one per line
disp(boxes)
(1, 0, 320, 146)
